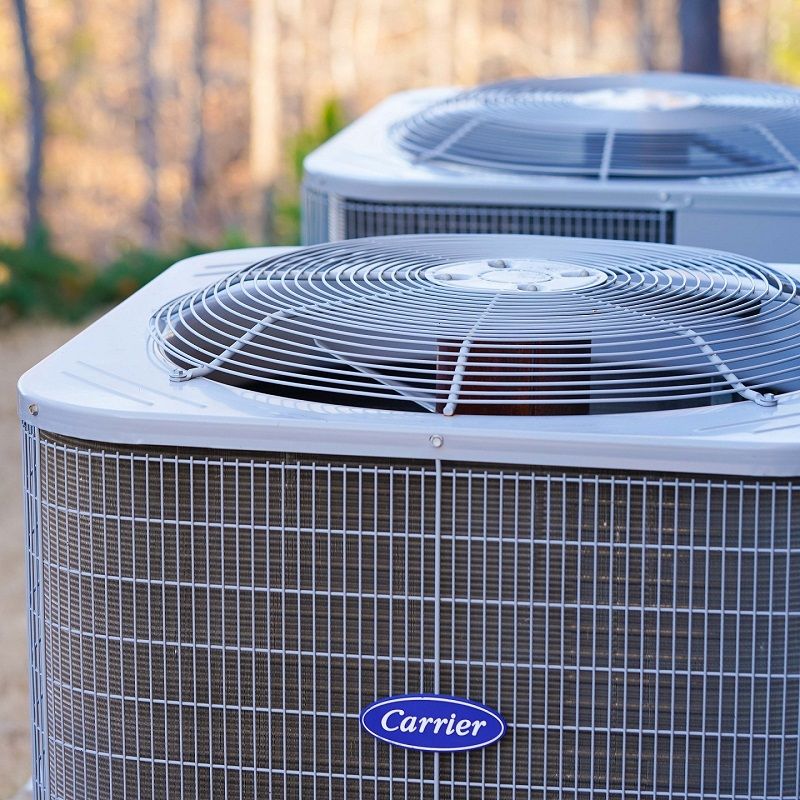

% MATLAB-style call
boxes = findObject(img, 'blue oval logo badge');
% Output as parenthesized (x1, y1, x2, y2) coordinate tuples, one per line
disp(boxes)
(360, 694, 507, 752)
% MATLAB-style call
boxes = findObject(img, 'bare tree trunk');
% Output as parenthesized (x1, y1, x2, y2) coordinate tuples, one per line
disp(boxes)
(679, 0, 723, 74)
(329, 0, 358, 97)
(581, 0, 599, 47)
(427, 0, 453, 84)
(454, 0, 481, 85)
(250, 0, 281, 242)
(635, 0, 657, 70)
(137, 0, 161, 248)
(12, 0, 45, 248)
(184, 0, 209, 231)
(354, 0, 383, 98)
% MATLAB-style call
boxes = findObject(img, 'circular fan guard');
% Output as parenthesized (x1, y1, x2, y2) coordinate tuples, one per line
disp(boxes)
(392, 73, 800, 179)
(151, 235, 800, 415)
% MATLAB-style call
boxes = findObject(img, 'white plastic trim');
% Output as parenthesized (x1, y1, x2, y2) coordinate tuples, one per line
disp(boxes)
(16, 247, 800, 477)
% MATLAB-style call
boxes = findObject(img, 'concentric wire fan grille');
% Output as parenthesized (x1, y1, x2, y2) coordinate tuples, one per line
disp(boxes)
(150, 235, 800, 415)
(391, 74, 800, 179)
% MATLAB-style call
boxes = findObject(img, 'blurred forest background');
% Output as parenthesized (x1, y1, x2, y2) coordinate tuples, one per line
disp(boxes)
(1, 0, 800, 322)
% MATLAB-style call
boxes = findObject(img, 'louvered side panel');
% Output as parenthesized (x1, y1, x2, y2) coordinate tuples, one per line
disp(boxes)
(30, 431, 438, 799)
(24, 428, 800, 799)
(339, 200, 674, 244)
(437, 467, 800, 799)
(301, 185, 332, 245)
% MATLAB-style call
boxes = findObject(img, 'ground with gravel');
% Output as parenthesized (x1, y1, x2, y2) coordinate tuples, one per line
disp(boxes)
(0, 321, 87, 798)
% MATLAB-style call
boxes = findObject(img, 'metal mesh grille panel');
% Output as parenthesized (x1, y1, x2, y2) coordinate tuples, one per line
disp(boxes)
(301, 185, 331, 245)
(337, 199, 674, 244)
(25, 428, 800, 799)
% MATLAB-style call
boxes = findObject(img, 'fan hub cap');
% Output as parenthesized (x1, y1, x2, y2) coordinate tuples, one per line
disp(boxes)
(571, 87, 703, 112)
(429, 259, 608, 292)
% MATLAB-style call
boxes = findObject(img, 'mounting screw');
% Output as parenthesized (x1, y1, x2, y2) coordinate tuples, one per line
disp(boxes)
(438, 273, 453, 281)
(763, 392, 777, 405)
(429, 434, 444, 448)
(28, 403, 39, 416)
(518, 283, 539, 292)
(169, 367, 189, 382)
(659, 191, 670, 202)
(487, 259, 508, 269)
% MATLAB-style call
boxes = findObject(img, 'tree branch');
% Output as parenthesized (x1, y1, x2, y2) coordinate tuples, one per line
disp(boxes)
(12, 0, 45, 247)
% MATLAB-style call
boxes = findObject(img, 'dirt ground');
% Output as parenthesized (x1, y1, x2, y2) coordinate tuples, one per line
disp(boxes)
(0, 321, 86, 798)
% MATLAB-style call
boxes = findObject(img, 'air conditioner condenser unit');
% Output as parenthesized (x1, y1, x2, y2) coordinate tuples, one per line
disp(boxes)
(302, 73, 800, 261)
(19, 235, 800, 799)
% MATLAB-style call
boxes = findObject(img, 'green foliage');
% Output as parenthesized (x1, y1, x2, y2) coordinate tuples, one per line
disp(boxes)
(274, 98, 347, 245)
(0, 78, 22, 120)
(218, 228, 253, 250)
(0, 101, 347, 324)
(85, 242, 205, 308)
(286, 99, 347, 182)
(65, 28, 95, 71)
(772, 6, 800, 83)
(0, 228, 93, 324)
(0, 230, 252, 326)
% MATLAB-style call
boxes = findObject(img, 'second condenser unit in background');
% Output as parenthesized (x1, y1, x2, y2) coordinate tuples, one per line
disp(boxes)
(302, 73, 800, 260)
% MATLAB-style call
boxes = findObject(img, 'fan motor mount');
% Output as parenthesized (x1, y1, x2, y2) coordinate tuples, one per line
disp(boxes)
(571, 87, 703, 112)
(428, 258, 608, 292)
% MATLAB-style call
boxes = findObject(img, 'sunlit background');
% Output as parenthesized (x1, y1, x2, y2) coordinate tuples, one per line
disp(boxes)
(1, 1, 799, 273)
(1, 0, 800, 796)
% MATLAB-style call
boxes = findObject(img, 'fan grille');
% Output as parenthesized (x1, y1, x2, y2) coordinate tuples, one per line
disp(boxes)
(151, 235, 800, 415)
(392, 74, 800, 179)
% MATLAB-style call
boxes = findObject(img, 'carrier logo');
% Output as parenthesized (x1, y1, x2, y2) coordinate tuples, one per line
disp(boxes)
(360, 694, 507, 752)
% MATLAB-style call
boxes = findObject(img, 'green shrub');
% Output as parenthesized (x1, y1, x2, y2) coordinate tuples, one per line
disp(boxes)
(86, 243, 206, 308)
(0, 237, 232, 325)
(773, 5, 800, 83)
(0, 229, 93, 324)
(0, 225, 263, 325)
